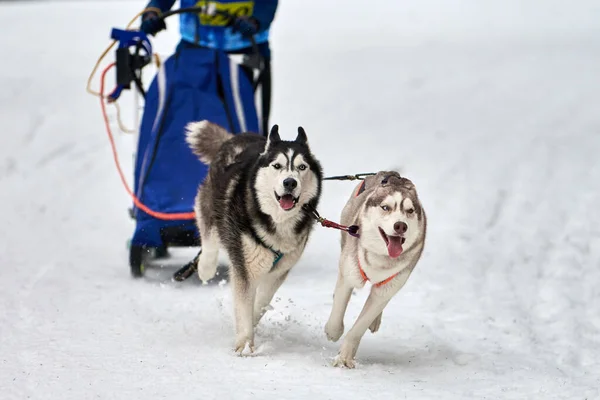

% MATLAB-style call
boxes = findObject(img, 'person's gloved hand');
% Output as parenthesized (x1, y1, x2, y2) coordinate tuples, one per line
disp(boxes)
(229, 16, 259, 38)
(140, 12, 166, 36)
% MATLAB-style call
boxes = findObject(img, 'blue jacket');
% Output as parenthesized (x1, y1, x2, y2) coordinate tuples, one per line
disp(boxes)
(145, 0, 278, 52)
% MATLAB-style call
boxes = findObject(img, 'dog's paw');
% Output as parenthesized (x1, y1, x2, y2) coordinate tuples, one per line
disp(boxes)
(324, 320, 344, 342)
(332, 338, 359, 368)
(369, 313, 382, 334)
(234, 335, 255, 356)
(197, 263, 217, 284)
(333, 353, 356, 369)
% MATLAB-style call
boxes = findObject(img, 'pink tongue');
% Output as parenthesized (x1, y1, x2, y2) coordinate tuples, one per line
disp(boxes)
(387, 236, 404, 258)
(279, 195, 295, 210)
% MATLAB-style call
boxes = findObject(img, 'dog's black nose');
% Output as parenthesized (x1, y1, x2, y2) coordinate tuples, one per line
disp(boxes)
(394, 221, 408, 234)
(283, 178, 297, 191)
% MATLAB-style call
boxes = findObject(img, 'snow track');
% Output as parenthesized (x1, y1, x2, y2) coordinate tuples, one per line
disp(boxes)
(1, 0, 599, 398)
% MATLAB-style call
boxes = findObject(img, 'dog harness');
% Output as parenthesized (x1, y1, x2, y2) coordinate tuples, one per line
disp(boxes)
(269, 248, 284, 269)
(355, 180, 366, 197)
(357, 256, 400, 288)
(259, 242, 283, 270)
(252, 231, 284, 270)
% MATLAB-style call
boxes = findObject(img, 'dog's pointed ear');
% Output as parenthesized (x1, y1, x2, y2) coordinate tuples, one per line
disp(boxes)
(295, 127, 308, 145)
(269, 125, 281, 142)
(264, 124, 281, 152)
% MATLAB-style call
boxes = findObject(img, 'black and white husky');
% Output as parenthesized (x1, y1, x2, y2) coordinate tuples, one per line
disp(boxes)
(185, 120, 323, 354)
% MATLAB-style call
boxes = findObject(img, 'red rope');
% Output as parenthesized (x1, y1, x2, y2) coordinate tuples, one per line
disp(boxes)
(316, 217, 359, 237)
(321, 219, 350, 231)
(99, 62, 196, 221)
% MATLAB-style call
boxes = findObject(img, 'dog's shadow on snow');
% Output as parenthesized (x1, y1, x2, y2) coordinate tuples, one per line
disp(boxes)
(355, 341, 478, 371)
(253, 310, 476, 371)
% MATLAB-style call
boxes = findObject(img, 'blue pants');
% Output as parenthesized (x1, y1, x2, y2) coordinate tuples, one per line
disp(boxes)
(130, 44, 260, 248)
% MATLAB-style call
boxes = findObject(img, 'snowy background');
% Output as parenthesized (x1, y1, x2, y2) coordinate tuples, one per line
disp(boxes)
(1, 0, 599, 398)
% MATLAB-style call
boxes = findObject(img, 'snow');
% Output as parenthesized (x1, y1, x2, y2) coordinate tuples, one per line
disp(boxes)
(1, 0, 599, 398)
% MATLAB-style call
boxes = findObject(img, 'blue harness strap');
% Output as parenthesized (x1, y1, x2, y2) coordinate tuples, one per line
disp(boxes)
(270, 248, 283, 269)
(251, 231, 284, 270)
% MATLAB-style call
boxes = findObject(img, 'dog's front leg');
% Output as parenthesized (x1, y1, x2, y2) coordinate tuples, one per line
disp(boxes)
(230, 267, 258, 355)
(334, 269, 411, 368)
(325, 270, 354, 342)
(253, 268, 290, 327)
(230, 238, 275, 355)
(369, 312, 383, 333)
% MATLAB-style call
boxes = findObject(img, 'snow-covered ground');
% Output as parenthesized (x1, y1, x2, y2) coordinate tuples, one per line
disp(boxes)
(1, 0, 599, 398)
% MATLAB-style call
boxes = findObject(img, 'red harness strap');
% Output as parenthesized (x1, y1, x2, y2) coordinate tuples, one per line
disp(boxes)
(355, 180, 366, 197)
(357, 256, 399, 287)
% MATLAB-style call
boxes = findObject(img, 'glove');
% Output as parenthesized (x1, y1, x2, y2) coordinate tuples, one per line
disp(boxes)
(140, 12, 166, 36)
(229, 16, 259, 38)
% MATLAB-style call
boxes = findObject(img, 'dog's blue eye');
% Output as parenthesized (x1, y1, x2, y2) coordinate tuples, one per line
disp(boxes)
(273, 163, 281, 169)
(381, 205, 390, 211)
(298, 164, 307, 171)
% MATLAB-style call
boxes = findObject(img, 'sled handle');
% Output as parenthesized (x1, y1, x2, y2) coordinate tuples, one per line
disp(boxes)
(110, 28, 153, 54)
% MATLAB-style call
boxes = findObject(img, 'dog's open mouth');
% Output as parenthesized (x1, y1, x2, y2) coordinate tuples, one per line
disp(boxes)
(274, 192, 298, 211)
(379, 227, 405, 258)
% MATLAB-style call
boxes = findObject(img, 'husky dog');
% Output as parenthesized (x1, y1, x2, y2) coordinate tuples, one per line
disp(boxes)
(324, 171, 427, 368)
(185, 120, 323, 354)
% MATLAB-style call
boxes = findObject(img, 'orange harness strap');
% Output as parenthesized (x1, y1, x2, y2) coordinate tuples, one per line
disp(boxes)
(355, 180, 366, 197)
(357, 257, 399, 288)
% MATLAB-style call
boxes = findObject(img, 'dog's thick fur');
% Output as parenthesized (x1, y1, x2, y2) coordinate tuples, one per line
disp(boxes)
(324, 171, 427, 368)
(185, 120, 323, 354)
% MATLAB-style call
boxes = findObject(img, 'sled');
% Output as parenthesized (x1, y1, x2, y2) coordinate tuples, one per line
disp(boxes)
(104, 7, 266, 278)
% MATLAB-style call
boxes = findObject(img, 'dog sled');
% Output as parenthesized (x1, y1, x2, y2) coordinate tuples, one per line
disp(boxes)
(89, 6, 267, 278)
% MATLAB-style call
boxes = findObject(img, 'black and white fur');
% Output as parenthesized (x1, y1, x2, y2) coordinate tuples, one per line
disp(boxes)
(185, 120, 323, 354)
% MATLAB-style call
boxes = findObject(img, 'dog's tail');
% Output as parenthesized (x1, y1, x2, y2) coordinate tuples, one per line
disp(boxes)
(185, 120, 234, 164)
